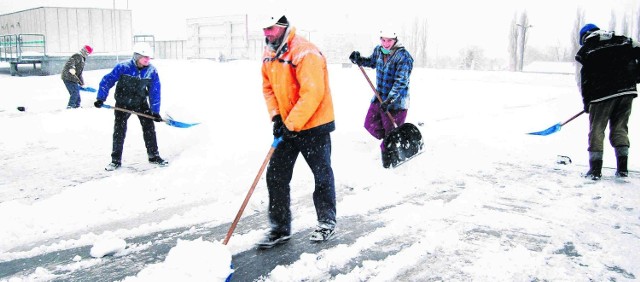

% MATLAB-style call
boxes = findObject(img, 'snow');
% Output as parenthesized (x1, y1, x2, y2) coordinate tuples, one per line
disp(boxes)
(1, 59, 640, 281)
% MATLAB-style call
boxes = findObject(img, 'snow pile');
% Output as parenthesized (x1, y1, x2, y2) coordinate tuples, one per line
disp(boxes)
(119, 238, 232, 282)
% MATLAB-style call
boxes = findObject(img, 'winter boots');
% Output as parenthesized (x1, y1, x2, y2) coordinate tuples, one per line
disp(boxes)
(585, 148, 630, 179)
(615, 146, 629, 177)
(584, 151, 603, 180)
(585, 159, 603, 180)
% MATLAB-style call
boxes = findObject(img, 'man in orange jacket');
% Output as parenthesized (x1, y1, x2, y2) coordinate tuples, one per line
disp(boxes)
(257, 15, 337, 249)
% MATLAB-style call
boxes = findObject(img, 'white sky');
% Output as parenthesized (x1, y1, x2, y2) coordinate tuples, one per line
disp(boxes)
(0, 59, 639, 280)
(0, 0, 638, 58)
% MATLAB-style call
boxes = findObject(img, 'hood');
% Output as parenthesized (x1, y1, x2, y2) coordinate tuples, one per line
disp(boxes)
(585, 30, 614, 43)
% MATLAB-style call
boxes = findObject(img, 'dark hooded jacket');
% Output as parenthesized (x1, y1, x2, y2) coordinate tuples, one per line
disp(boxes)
(575, 30, 640, 108)
(61, 47, 89, 84)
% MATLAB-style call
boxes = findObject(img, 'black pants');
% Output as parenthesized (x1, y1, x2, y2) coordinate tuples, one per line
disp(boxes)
(265, 133, 336, 235)
(111, 103, 159, 162)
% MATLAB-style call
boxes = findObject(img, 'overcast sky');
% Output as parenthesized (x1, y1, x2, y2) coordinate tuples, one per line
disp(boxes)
(0, 0, 637, 58)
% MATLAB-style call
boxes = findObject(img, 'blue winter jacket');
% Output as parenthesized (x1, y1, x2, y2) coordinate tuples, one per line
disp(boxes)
(97, 59, 161, 113)
(360, 45, 413, 110)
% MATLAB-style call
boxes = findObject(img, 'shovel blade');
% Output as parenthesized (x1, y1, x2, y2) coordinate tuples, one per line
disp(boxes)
(80, 86, 97, 92)
(383, 123, 424, 168)
(528, 123, 561, 136)
(165, 118, 200, 128)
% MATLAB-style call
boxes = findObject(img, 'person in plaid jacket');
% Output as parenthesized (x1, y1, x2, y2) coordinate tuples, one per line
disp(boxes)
(349, 30, 414, 167)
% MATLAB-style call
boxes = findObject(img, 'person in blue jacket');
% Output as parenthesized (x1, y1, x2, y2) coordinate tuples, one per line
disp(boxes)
(94, 42, 168, 171)
(349, 30, 414, 168)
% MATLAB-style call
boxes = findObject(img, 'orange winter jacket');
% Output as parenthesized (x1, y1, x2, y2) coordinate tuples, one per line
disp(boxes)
(262, 27, 335, 133)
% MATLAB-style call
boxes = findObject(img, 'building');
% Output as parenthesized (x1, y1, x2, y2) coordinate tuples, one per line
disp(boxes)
(0, 6, 132, 75)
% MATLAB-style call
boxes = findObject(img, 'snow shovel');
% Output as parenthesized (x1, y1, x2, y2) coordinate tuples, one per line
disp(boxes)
(358, 66, 424, 168)
(79, 86, 97, 92)
(223, 137, 283, 245)
(100, 104, 200, 128)
(527, 110, 584, 136)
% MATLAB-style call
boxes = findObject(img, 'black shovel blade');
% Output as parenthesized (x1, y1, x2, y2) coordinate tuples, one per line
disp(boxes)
(383, 123, 424, 168)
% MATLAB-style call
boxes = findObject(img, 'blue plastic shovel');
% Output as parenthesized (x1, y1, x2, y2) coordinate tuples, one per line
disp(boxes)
(528, 110, 584, 136)
(79, 86, 97, 92)
(100, 104, 200, 128)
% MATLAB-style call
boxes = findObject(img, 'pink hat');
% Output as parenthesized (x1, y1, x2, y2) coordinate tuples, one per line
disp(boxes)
(84, 45, 93, 54)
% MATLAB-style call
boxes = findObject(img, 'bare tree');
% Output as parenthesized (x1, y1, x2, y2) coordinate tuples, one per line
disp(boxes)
(508, 13, 519, 71)
(570, 8, 585, 58)
(637, 5, 640, 40)
(459, 46, 484, 70)
(417, 19, 428, 67)
(621, 12, 631, 36)
(609, 9, 617, 32)
(405, 17, 428, 67)
(571, 8, 586, 85)
(517, 11, 532, 71)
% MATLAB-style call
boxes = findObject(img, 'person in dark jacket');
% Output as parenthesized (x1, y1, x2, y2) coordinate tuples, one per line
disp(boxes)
(349, 30, 414, 168)
(94, 42, 168, 171)
(61, 45, 92, 108)
(575, 23, 640, 180)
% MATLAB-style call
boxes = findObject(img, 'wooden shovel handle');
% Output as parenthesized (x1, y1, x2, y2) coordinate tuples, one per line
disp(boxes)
(358, 66, 398, 128)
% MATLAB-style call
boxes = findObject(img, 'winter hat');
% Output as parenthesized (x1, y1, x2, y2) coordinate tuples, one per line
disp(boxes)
(579, 23, 600, 45)
(275, 16, 289, 27)
(262, 15, 289, 28)
(379, 30, 398, 40)
(84, 45, 93, 54)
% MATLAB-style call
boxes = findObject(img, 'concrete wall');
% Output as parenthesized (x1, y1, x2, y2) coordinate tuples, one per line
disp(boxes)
(186, 14, 249, 60)
(41, 54, 124, 76)
(156, 40, 186, 60)
(0, 7, 132, 55)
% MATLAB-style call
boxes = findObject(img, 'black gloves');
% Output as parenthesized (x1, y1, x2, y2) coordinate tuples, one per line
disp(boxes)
(273, 115, 284, 137)
(349, 51, 362, 65)
(272, 115, 298, 139)
(282, 126, 298, 139)
(584, 103, 590, 114)
(151, 112, 163, 122)
(380, 98, 393, 111)
(94, 100, 104, 108)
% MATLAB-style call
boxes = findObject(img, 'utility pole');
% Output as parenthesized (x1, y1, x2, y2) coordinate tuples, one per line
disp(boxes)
(516, 23, 533, 72)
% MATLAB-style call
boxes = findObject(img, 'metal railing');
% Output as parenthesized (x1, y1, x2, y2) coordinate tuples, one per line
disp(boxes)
(0, 33, 46, 62)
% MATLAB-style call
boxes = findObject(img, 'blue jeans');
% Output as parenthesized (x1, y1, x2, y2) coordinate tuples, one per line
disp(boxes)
(265, 133, 336, 235)
(64, 81, 80, 108)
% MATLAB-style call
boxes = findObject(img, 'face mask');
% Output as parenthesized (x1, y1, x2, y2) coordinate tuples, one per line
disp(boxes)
(381, 48, 391, 55)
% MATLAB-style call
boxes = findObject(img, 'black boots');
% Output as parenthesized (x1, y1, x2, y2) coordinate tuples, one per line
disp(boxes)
(586, 148, 630, 179)
(585, 159, 603, 180)
(615, 146, 629, 178)
(616, 156, 628, 177)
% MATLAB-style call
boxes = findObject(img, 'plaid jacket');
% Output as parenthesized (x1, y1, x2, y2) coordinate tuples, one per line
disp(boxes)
(360, 45, 413, 110)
